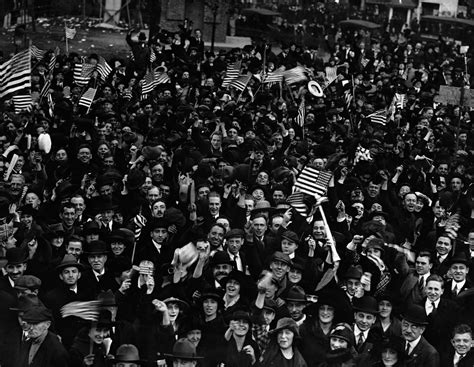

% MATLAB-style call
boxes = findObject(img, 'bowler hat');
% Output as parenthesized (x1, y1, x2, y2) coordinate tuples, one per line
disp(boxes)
(344, 265, 362, 280)
(14, 275, 42, 291)
(164, 338, 203, 360)
(19, 204, 38, 217)
(148, 218, 168, 230)
(56, 254, 85, 272)
(269, 317, 300, 337)
(210, 251, 233, 267)
(111, 344, 145, 364)
(368, 211, 389, 221)
(83, 221, 100, 235)
(284, 286, 307, 303)
(401, 305, 428, 325)
(85, 240, 108, 255)
(22, 306, 52, 323)
(6, 247, 28, 265)
(96, 310, 115, 328)
(449, 252, 470, 266)
(353, 295, 379, 315)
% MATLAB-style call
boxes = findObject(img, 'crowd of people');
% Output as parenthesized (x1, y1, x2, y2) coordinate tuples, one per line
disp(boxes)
(0, 6, 474, 367)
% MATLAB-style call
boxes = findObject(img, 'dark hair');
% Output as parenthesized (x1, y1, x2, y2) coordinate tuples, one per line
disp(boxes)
(426, 274, 444, 289)
(452, 324, 473, 339)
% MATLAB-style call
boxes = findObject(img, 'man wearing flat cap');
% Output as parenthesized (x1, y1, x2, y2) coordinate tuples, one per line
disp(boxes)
(15, 305, 68, 367)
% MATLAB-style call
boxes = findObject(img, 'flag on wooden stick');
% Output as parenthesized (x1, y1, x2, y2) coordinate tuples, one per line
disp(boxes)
(367, 109, 387, 125)
(78, 88, 97, 110)
(65, 25, 77, 40)
(97, 56, 112, 81)
(294, 167, 332, 197)
(296, 98, 305, 127)
(0, 49, 31, 99)
(228, 73, 251, 92)
(222, 61, 241, 88)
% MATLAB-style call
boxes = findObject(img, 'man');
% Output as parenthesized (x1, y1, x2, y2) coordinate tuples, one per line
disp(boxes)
(433, 234, 454, 276)
(246, 214, 278, 277)
(284, 285, 309, 326)
(164, 338, 203, 367)
(207, 192, 222, 221)
(441, 324, 474, 367)
(209, 251, 234, 289)
(65, 235, 84, 261)
(400, 251, 433, 307)
(82, 221, 101, 244)
(14, 275, 41, 297)
(342, 265, 363, 305)
(207, 223, 226, 253)
(71, 194, 90, 228)
(401, 305, 440, 367)
(423, 274, 460, 353)
(268, 251, 291, 297)
(43, 254, 92, 349)
(79, 240, 116, 297)
(136, 218, 174, 269)
(0, 247, 28, 296)
(59, 203, 80, 237)
(352, 295, 381, 354)
(225, 228, 248, 273)
(110, 344, 145, 367)
(444, 252, 471, 300)
(16, 306, 69, 367)
(280, 230, 300, 259)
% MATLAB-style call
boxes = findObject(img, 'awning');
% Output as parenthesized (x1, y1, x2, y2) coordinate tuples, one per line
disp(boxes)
(366, 0, 417, 9)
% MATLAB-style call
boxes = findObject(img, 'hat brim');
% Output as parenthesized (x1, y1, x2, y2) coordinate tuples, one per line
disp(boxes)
(401, 314, 428, 325)
(353, 306, 378, 315)
(163, 353, 203, 360)
(110, 358, 146, 363)
(284, 297, 308, 303)
(269, 324, 300, 337)
(56, 262, 85, 272)
(85, 250, 109, 255)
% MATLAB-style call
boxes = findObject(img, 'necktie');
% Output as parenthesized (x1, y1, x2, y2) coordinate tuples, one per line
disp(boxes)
(418, 276, 424, 290)
(405, 342, 411, 355)
(453, 284, 458, 296)
(431, 301, 436, 311)
(357, 333, 364, 347)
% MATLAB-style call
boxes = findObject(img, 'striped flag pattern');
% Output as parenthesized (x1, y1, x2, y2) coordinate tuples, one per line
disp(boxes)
(222, 61, 241, 88)
(150, 48, 157, 63)
(39, 79, 51, 101)
(60, 300, 101, 321)
(324, 66, 338, 83)
(78, 87, 97, 110)
(141, 71, 170, 95)
(0, 49, 31, 99)
(65, 26, 77, 40)
(283, 66, 308, 85)
(228, 73, 251, 92)
(294, 167, 332, 197)
(394, 93, 406, 109)
(12, 95, 33, 113)
(97, 56, 112, 81)
(361, 58, 370, 69)
(287, 191, 309, 217)
(296, 98, 305, 127)
(262, 70, 283, 84)
(367, 109, 387, 125)
(73, 63, 95, 86)
(48, 47, 60, 74)
(30, 45, 46, 61)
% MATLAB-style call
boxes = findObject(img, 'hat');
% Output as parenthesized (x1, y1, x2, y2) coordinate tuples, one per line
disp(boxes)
(290, 257, 305, 272)
(163, 297, 189, 310)
(148, 218, 168, 230)
(97, 290, 116, 307)
(83, 221, 100, 235)
(225, 228, 245, 240)
(402, 305, 428, 325)
(200, 287, 223, 305)
(365, 237, 385, 254)
(284, 285, 307, 303)
(14, 275, 41, 291)
(10, 294, 43, 312)
(353, 295, 379, 315)
(138, 260, 155, 275)
(6, 247, 28, 265)
(269, 317, 300, 337)
(281, 230, 299, 245)
(250, 200, 275, 218)
(271, 251, 292, 266)
(368, 210, 389, 221)
(56, 254, 85, 272)
(22, 306, 52, 323)
(85, 240, 108, 255)
(46, 223, 65, 237)
(19, 204, 38, 217)
(221, 270, 250, 288)
(230, 310, 252, 324)
(106, 230, 130, 246)
(126, 169, 146, 191)
(329, 323, 355, 347)
(164, 208, 187, 229)
(96, 309, 115, 328)
(344, 265, 362, 280)
(210, 251, 233, 267)
(449, 252, 470, 266)
(262, 298, 278, 312)
(111, 344, 145, 364)
(164, 338, 203, 360)
(142, 145, 162, 161)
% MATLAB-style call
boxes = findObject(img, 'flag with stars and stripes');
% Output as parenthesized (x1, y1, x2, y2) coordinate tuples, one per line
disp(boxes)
(262, 70, 284, 84)
(296, 98, 305, 127)
(287, 191, 309, 217)
(367, 109, 387, 125)
(97, 56, 112, 81)
(48, 47, 60, 75)
(39, 79, 51, 101)
(73, 63, 95, 87)
(78, 87, 97, 110)
(150, 48, 157, 63)
(30, 45, 46, 61)
(65, 26, 77, 40)
(294, 167, 332, 197)
(0, 48, 31, 99)
(283, 66, 308, 85)
(222, 60, 241, 88)
(361, 58, 370, 69)
(61, 300, 101, 321)
(228, 73, 252, 92)
(141, 70, 170, 95)
(12, 94, 33, 114)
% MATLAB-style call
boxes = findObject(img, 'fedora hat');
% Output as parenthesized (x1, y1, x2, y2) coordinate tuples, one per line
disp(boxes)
(22, 305, 52, 323)
(401, 305, 428, 325)
(165, 338, 203, 360)
(269, 317, 300, 337)
(210, 251, 233, 267)
(10, 294, 43, 312)
(83, 221, 100, 235)
(284, 285, 308, 303)
(250, 200, 275, 218)
(344, 265, 362, 280)
(353, 295, 379, 315)
(56, 254, 85, 272)
(95, 310, 115, 328)
(111, 344, 145, 364)
(85, 240, 108, 255)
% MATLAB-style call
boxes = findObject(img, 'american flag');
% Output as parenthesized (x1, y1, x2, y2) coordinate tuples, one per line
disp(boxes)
(0, 48, 31, 99)
(12, 94, 33, 113)
(394, 93, 406, 109)
(296, 98, 305, 127)
(39, 79, 51, 101)
(262, 70, 284, 84)
(341, 79, 353, 110)
(150, 48, 156, 63)
(65, 26, 77, 40)
(367, 109, 387, 125)
(61, 300, 101, 321)
(287, 191, 309, 217)
(228, 73, 252, 92)
(222, 60, 241, 88)
(30, 45, 46, 61)
(73, 63, 95, 86)
(48, 47, 60, 75)
(78, 87, 97, 110)
(97, 56, 112, 81)
(283, 66, 308, 85)
(294, 167, 332, 197)
(141, 71, 170, 95)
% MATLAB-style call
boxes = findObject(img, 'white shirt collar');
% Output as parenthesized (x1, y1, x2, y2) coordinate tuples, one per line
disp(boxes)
(453, 280, 466, 291)
(437, 253, 448, 262)
(425, 298, 440, 314)
(407, 335, 422, 352)
(354, 325, 369, 340)
(93, 269, 105, 281)
(296, 314, 306, 326)
(8, 276, 15, 288)
(152, 239, 162, 252)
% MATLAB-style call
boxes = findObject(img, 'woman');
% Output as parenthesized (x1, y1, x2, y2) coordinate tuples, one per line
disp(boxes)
(261, 317, 307, 367)
(221, 270, 252, 323)
(374, 292, 402, 340)
(163, 296, 189, 340)
(370, 337, 405, 366)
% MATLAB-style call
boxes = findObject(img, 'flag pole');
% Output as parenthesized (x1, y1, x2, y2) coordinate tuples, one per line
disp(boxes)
(64, 21, 69, 55)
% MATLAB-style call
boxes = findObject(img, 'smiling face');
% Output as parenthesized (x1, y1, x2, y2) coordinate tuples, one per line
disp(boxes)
(202, 298, 218, 317)
(277, 329, 295, 350)
(452, 332, 473, 356)
(425, 280, 443, 302)
(435, 236, 452, 256)
(225, 279, 241, 297)
(381, 347, 398, 366)
(354, 311, 376, 331)
(318, 304, 335, 324)
(451, 263, 469, 282)
(378, 300, 393, 319)
(88, 326, 109, 345)
(287, 301, 305, 321)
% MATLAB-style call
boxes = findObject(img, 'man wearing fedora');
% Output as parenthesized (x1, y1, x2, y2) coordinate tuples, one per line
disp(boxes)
(401, 304, 439, 367)
(164, 338, 203, 367)
(110, 344, 146, 366)
(15, 305, 69, 367)
(351, 295, 382, 355)
(225, 228, 249, 273)
(443, 252, 472, 301)
(43, 254, 93, 349)
(284, 285, 309, 326)
(79, 240, 116, 297)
